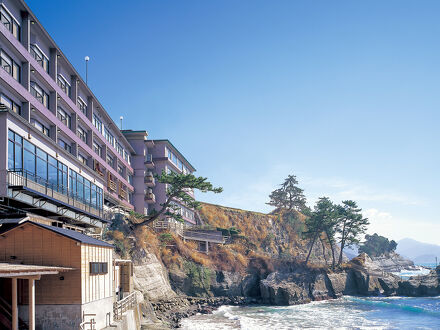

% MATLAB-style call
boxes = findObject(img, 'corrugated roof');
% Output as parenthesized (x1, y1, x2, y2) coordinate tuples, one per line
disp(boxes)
(1, 221, 113, 248)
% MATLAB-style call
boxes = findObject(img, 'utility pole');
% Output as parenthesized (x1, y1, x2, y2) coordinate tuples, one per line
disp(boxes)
(85, 56, 90, 85)
(120, 116, 123, 130)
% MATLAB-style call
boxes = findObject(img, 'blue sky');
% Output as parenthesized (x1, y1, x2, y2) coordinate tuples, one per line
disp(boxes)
(28, 0, 440, 244)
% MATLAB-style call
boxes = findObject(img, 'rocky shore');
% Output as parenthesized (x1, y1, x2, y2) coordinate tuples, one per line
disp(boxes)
(148, 296, 253, 328)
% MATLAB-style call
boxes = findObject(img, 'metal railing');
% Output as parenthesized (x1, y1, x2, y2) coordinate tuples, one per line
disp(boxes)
(183, 230, 225, 243)
(7, 170, 103, 218)
(80, 312, 96, 330)
(114, 292, 137, 320)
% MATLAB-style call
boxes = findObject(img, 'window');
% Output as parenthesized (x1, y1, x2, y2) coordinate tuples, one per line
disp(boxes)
(8, 129, 103, 210)
(93, 114, 102, 133)
(69, 169, 103, 210)
(117, 165, 124, 176)
(106, 154, 114, 167)
(57, 106, 71, 128)
(0, 94, 21, 114)
(77, 97, 87, 115)
(116, 143, 123, 156)
(0, 5, 20, 41)
(77, 126, 87, 143)
(30, 44, 49, 73)
(89, 262, 108, 274)
(30, 81, 49, 108)
(78, 154, 87, 165)
(30, 118, 50, 136)
(104, 128, 114, 146)
(57, 74, 70, 96)
(124, 150, 130, 164)
(93, 141, 102, 157)
(58, 139, 71, 153)
(0, 50, 20, 81)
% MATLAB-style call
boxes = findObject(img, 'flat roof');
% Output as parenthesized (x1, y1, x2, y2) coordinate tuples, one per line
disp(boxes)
(152, 139, 196, 172)
(0, 263, 74, 278)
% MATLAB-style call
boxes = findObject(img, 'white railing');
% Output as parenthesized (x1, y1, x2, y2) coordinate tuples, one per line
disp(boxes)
(114, 292, 137, 320)
(80, 312, 96, 330)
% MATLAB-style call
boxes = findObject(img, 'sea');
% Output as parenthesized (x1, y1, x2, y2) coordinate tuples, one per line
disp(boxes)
(181, 264, 440, 329)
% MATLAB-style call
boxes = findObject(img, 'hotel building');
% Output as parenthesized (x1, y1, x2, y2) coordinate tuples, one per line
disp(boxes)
(122, 131, 197, 226)
(0, 0, 137, 328)
(0, 0, 135, 232)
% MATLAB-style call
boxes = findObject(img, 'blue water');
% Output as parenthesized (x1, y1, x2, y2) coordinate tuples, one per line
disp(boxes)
(182, 296, 440, 329)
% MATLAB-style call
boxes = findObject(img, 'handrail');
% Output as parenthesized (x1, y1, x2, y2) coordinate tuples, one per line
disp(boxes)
(7, 170, 103, 217)
(113, 292, 137, 320)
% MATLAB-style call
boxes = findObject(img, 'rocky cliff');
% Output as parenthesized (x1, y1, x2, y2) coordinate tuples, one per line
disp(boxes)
(371, 251, 416, 273)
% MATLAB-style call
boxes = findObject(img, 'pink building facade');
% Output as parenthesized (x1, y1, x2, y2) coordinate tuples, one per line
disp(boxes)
(0, 0, 134, 230)
(122, 131, 197, 225)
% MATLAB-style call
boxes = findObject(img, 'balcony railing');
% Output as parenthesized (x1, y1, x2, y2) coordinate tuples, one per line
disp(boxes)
(7, 170, 103, 218)
(144, 154, 154, 168)
(114, 292, 137, 320)
(144, 173, 155, 186)
(145, 191, 155, 203)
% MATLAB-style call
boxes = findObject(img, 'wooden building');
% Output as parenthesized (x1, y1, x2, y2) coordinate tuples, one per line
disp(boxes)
(0, 220, 114, 329)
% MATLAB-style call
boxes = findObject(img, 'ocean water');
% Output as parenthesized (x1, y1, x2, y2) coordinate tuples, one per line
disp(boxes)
(181, 296, 440, 329)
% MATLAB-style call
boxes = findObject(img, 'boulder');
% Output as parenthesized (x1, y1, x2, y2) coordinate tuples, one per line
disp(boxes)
(397, 267, 440, 296)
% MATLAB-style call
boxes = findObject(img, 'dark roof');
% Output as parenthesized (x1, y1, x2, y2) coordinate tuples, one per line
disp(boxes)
(1, 221, 113, 248)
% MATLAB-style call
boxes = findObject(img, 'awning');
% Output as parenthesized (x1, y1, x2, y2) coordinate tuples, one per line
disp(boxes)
(0, 263, 74, 278)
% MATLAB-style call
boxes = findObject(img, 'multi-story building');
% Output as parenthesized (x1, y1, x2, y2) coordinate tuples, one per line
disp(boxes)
(0, 0, 135, 232)
(122, 131, 197, 226)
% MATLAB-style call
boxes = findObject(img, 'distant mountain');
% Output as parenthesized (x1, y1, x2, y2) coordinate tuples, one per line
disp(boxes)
(396, 238, 440, 264)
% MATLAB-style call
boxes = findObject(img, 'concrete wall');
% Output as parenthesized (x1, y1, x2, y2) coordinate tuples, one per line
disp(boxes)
(19, 304, 82, 330)
(82, 296, 114, 330)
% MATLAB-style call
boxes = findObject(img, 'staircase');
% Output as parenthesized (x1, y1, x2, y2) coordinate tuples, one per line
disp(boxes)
(0, 296, 27, 329)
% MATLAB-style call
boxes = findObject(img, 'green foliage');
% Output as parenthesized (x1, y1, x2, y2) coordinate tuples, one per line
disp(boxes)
(358, 233, 397, 257)
(336, 200, 369, 265)
(114, 240, 127, 257)
(267, 174, 307, 212)
(286, 213, 305, 238)
(130, 171, 222, 227)
(183, 261, 213, 296)
(158, 233, 174, 245)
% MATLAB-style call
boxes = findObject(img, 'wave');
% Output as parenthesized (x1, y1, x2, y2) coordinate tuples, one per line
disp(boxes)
(346, 296, 440, 317)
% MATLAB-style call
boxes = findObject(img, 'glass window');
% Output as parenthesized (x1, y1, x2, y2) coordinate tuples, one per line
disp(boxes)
(30, 118, 50, 136)
(104, 128, 114, 146)
(30, 44, 49, 73)
(116, 143, 123, 156)
(77, 126, 87, 142)
(1, 50, 11, 74)
(30, 81, 49, 108)
(93, 141, 102, 157)
(78, 154, 87, 165)
(78, 97, 87, 115)
(58, 139, 71, 153)
(1, 94, 21, 115)
(57, 74, 70, 96)
(93, 114, 102, 133)
(106, 154, 114, 167)
(57, 106, 71, 128)
(1, 6, 20, 41)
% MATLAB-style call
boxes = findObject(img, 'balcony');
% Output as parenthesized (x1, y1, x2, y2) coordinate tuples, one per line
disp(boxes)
(7, 170, 103, 219)
(107, 172, 117, 192)
(145, 189, 155, 204)
(144, 172, 155, 187)
(144, 154, 154, 169)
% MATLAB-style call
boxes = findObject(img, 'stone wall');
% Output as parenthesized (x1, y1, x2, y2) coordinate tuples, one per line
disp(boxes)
(19, 304, 81, 329)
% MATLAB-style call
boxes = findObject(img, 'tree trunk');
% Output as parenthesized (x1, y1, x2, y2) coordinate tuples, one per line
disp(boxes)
(319, 236, 328, 265)
(326, 231, 336, 269)
(306, 234, 318, 264)
(338, 222, 347, 266)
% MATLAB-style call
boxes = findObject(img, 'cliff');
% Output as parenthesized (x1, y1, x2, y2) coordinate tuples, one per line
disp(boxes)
(371, 251, 416, 273)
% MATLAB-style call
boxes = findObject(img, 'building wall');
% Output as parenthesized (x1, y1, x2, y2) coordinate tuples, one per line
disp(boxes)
(81, 243, 113, 304)
(82, 296, 114, 329)
(0, 222, 82, 304)
(0, 0, 134, 211)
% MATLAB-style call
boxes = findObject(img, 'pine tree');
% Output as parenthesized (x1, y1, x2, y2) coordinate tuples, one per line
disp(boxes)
(336, 200, 369, 265)
(267, 175, 307, 212)
(130, 171, 222, 227)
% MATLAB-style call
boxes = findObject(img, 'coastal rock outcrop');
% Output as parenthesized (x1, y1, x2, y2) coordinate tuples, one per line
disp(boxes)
(132, 248, 176, 300)
(259, 269, 338, 305)
(371, 251, 416, 273)
(397, 266, 440, 296)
